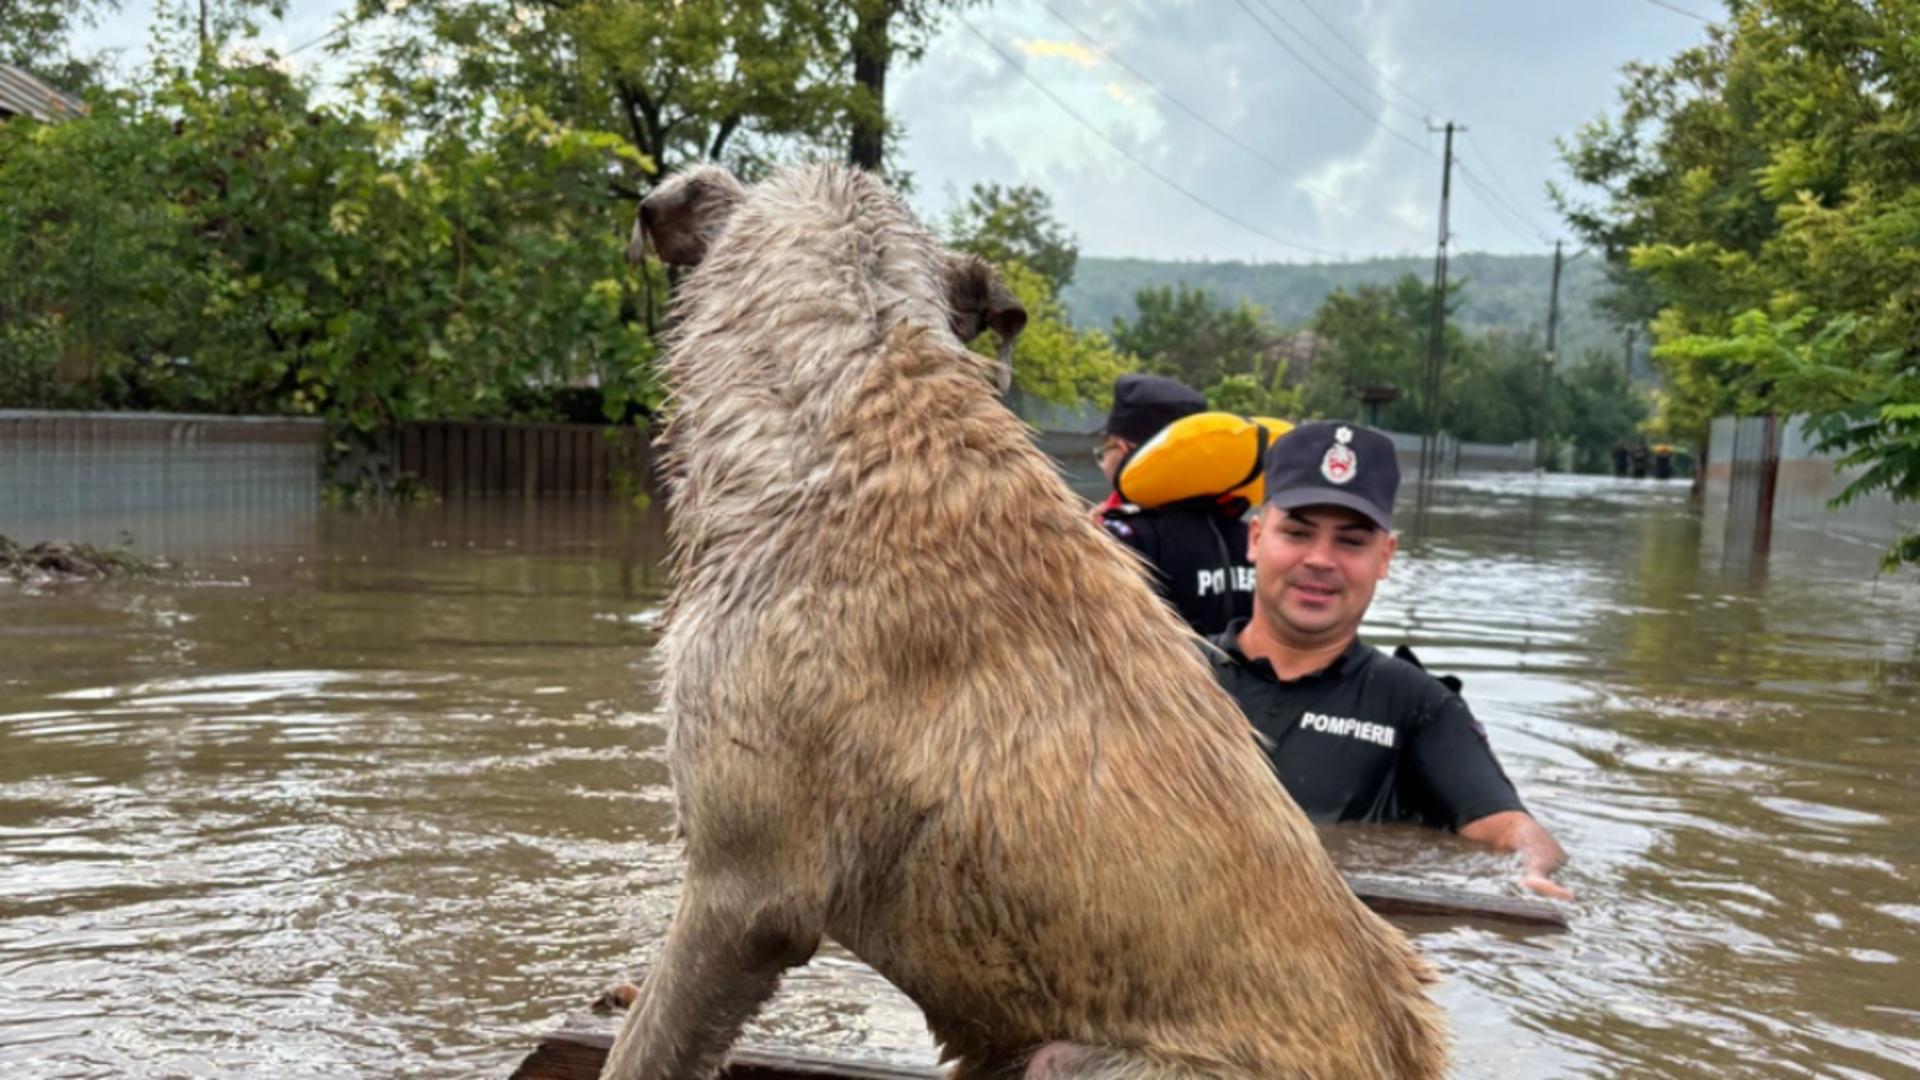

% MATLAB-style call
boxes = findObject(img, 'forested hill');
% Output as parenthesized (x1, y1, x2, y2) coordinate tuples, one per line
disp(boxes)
(1062, 252, 1622, 365)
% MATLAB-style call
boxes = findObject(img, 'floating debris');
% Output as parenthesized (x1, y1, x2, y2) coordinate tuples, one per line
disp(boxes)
(0, 534, 155, 582)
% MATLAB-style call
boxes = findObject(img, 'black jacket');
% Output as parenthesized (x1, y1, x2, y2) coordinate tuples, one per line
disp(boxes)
(1204, 624, 1525, 829)
(1100, 497, 1253, 637)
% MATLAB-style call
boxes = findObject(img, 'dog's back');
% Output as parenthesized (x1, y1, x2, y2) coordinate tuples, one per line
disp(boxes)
(800, 326, 1447, 1078)
(619, 162, 1446, 1080)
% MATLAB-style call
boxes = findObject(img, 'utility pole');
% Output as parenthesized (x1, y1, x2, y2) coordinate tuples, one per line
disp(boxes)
(1417, 121, 1460, 507)
(1537, 238, 1565, 469)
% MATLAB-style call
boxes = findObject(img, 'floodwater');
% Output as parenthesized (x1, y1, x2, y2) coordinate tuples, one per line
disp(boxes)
(1, 475, 1916, 1079)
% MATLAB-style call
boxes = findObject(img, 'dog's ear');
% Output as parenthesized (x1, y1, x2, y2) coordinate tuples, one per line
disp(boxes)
(943, 256, 1028, 394)
(628, 166, 747, 268)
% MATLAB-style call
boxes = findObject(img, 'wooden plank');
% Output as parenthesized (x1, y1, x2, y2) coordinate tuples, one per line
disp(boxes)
(426, 424, 447, 496)
(403, 425, 424, 488)
(448, 423, 468, 498)
(507, 425, 525, 496)
(589, 427, 608, 495)
(1344, 874, 1569, 929)
(511, 1030, 943, 1080)
(466, 424, 485, 496)
(487, 425, 506, 495)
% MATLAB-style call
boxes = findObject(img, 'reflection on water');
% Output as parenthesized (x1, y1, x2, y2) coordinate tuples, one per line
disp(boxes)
(2, 480, 1917, 1078)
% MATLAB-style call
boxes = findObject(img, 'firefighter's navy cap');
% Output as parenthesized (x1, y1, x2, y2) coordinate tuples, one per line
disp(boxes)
(1261, 420, 1400, 530)
(1096, 374, 1206, 445)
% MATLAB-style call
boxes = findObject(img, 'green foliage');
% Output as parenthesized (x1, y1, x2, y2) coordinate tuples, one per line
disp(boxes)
(971, 261, 1131, 407)
(0, 61, 659, 434)
(1064, 253, 1619, 366)
(942, 183, 1125, 406)
(944, 182, 1079, 292)
(1295, 273, 1645, 456)
(1445, 329, 1553, 447)
(1204, 373, 1304, 420)
(1559, 0, 1920, 561)
(1662, 308, 1919, 565)
(1, 0, 120, 88)
(358, 0, 857, 185)
(1110, 284, 1278, 392)
(1557, 351, 1650, 472)
(1300, 274, 1459, 432)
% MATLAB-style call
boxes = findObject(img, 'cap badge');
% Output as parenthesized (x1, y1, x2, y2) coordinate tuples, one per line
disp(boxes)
(1336, 426, 1354, 445)
(1321, 435, 1358, 485)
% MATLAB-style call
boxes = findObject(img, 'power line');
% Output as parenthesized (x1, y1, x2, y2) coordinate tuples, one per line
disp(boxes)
(1644, 0, 1712, 22)
(1454, 164, 1550, 246)
(1459, 134, 1543, 232)
(283, 23, 349, 58)
(1285, 0, 1442, 118)
(1244, 0, 1427, 128)
(1033, 0, 1425, 240)
(958, 16, 1343, 259)
(1227, 0, 1435, 161)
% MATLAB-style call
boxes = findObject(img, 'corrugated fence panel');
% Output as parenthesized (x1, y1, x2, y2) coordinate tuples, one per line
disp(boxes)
(388, 420, 650, 498)
(0, 409, 326, 555)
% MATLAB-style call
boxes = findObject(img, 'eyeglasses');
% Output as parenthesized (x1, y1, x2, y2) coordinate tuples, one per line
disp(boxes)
(1092, 441, 1124, 464)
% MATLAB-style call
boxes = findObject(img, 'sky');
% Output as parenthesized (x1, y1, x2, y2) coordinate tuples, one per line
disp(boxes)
(74, 0, 1721, 264)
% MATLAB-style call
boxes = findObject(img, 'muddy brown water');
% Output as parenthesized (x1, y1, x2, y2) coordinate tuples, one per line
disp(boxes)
(1, 475, 1916, 1078)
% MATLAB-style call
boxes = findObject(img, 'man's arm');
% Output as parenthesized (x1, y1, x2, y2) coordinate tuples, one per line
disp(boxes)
(1405, 690, 1574, 901)
(1458, 810, 1573, 901)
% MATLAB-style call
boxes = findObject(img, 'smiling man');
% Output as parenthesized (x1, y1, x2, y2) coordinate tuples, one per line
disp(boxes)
(1207, 421, 1573, 900)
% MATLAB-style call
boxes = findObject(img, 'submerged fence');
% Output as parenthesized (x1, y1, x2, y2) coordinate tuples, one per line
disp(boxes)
(0, 410, 655, 554)
(0, 409, 327, 554)
(382, 420, 649, 498)
(1704, 414, 1915, 561)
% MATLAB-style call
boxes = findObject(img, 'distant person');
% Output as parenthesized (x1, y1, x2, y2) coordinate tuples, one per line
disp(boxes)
(1653, 445, 1675, 480)
(1612, 441, 1631, 478)
(1206, 420, 1573, 900)
(1630, 443, 1650, 479)
(1095, 373, 1254, 636)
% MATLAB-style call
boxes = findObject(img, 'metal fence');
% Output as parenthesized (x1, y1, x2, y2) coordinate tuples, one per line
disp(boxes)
(0, 409, 325, 553)
(382, 420, 649, 498)
(1704, 414, 1915, 562)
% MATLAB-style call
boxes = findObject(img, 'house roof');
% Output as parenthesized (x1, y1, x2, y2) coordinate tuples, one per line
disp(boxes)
(0, 62, 86, 122)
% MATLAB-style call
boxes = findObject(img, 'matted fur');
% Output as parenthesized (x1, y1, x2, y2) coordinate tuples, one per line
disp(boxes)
(601, 163, 1449, 1080)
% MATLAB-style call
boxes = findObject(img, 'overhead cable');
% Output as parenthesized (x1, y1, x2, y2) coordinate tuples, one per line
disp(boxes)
(958, 16, 1344, 259)
(1034, 0, 1427, 239)
(1227, 0, 1434, 161)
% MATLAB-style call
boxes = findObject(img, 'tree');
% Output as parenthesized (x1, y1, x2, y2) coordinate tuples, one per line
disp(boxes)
(1445, 329, 1550, 446)
(966, 262, 1131, 406)
(942, 180, 1125, 405)
(1205, 373, 1304, 420)
(1, 0, 118, 87)
(0, 60, 658, 432)
(355, 0, 851, 189)
(847, 1, 981, 175)
(1111, 284, 1277, 393)
(1299, 275, 1469, 432)
(1556, 352, 1649, 472)
(1556, 0, 1920, 560)
(945, 182, 1079, 293)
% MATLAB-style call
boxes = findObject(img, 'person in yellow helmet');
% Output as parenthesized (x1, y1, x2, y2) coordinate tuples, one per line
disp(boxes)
(1093, 374, 1255, 636)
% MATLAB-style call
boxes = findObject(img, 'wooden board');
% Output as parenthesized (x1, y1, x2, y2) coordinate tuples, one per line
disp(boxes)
(1344, 873, 1570, 929)
(510, 1029, 944, 1080)
(512, 876, 1565, 1078)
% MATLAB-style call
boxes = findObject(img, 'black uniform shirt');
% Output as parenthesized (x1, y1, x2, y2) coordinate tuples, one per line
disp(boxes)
(1204, 621, 1525, 829)
(1100, 497, 1253, 637)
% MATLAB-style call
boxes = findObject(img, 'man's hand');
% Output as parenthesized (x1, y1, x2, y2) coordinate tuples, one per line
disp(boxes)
(1458, 810, 1574, 901)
